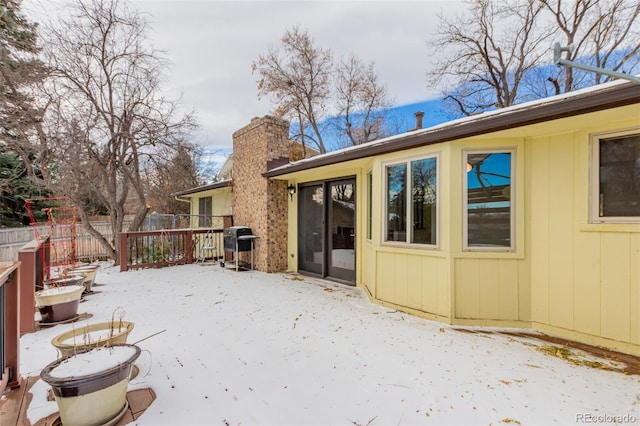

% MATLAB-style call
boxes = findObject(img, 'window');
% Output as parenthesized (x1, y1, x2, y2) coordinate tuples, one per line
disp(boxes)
(366, 171, 373, 240)
(464, 150, 514, 250)
(591, 130, 640, 222)
(198, 196, 212, 227)
(385, 155, 438, 246)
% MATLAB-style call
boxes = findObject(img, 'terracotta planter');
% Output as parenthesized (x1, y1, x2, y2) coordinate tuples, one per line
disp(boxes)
(51, 321, 135, 357)
(65, 265, 100, 293)
(40, 344, 141, 426)
(35, 285, 85, 323)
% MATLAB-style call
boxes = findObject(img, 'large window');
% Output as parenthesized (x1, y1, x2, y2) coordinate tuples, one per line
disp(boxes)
(198, 196, 212, 227)
(591, 130, 640, 222)
(464, 150, 514, 250)
(385, 155, 438, 246)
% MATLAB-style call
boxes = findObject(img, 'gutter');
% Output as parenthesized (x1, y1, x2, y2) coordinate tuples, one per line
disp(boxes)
(263, 79, 640, 178)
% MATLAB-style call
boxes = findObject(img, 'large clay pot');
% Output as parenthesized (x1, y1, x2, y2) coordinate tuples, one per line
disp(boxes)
(51, 321, 135, 357)
(65, 265, 100, 293)
(40, 344, 141, 426)
(43, 275, 85, 288)
(34, 285, 84, 323)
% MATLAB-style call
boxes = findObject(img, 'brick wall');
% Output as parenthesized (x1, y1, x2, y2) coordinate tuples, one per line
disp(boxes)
(232, 116, 290, 272)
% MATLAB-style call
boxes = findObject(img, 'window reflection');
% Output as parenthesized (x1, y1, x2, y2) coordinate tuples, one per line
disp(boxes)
(386, 164, 407, 242)
(466, 152, 512, 248)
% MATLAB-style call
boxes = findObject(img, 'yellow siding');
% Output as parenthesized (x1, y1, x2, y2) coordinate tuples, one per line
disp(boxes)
(454, 258, 520, 320)
(547, 134, 574, 330)
(212, 189, 233, 217)
(572, 231, 601, 336)
(279, 103, 640, 354)
(527, 137, 550, 324)
(376, 251, 449, 318)
(600, 233, 631, 342)
(525, 109, 640, 352)
(361, 242, 375, 297)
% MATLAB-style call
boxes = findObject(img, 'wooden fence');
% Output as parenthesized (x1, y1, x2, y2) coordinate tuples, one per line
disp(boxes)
(1, 215, 234, 265)
(0, 222, 126, 263)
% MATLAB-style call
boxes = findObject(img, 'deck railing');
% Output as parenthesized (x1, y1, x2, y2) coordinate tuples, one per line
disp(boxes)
(0, 261, 21, 394)
(0, 236, 51, 394)
(119, 228, 225, 272)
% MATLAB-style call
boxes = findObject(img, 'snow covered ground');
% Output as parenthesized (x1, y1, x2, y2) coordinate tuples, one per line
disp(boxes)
(18, 262, 640, 425)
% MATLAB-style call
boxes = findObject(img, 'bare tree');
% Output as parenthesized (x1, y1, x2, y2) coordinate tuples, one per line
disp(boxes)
(253, 26, 396, 154)
(334, 54, 395, 147)
(428, 0, 552, 116)
(36, 0, 196, 263)
(429, 0, 640, 116)
(252, 26, 332, 154)
(542, 0, 640, 93)
(143, 144, 201, 214)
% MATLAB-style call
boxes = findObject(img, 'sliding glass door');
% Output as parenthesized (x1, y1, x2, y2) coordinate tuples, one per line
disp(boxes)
(298, 178, 356, 284)
(298, 184, 324, 274)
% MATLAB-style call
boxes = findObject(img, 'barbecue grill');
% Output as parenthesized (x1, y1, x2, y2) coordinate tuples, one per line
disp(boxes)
(222, 226, 256, 271)
(223, 226, 253, 252)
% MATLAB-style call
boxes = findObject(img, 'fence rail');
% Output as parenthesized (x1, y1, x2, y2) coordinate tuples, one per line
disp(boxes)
(0, 215, 232, 263)
(0, 222, 131, 263)
(120, 228, 225, 271)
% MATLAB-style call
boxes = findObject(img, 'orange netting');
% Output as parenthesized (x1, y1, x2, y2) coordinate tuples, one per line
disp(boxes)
(25, 197, 78, 280)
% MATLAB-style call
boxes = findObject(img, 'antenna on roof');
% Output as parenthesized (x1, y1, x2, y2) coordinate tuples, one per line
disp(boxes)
(553, 42, 640, 84)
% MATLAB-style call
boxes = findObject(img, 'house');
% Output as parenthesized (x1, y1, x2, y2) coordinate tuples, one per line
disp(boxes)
(177, 79, 640, 355)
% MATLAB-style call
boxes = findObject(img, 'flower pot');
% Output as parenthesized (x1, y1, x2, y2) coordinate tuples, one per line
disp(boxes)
(51, 321, 135, 357)
(43, 275, 86, 288)
(40, 344, 141, 426)
(35, 285, 85, 323)
(65, 265, 100, 293)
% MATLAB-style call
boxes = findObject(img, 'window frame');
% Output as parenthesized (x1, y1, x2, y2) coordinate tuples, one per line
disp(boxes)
(590, 127, 640, 224)
(462, 148, 516, 252)
(382, 153, 440, 248)
(198, 196, 213, 227)
(366, 170, 373, 241)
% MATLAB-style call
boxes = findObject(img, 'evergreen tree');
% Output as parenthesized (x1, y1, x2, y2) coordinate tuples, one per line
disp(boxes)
(0, 151, 51, 227)
(0, 0, 47, 154)
(0, 2, 50, 227)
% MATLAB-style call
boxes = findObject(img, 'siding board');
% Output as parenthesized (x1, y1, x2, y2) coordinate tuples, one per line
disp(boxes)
(573, 232, 601, 336)
(528, 138, 550, 323)
(601, 233, 631, 341)
(547, 136, 574, 330)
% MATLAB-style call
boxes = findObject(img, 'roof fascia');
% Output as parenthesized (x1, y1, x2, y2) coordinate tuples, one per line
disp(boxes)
(263, 81, 640, 178)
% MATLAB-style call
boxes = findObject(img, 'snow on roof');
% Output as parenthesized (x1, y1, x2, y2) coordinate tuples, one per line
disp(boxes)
(266, 78, 640, 176)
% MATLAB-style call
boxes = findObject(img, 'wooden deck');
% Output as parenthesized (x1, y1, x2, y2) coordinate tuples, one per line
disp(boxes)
(0, 374, 155, 426)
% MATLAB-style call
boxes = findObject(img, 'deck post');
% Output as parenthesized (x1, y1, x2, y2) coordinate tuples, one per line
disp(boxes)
(1, 261, 23, 392)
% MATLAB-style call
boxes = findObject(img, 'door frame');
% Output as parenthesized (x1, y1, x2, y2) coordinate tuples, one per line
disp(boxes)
(297, 176, 357, 285)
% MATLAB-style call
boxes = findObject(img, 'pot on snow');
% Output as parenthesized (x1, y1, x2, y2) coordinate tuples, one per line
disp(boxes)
(43, 275, 85, 288)
(51, 321, 135, 357)
(64, 265, 100, 293)
(40, 344, 141, 426)
(35, 285, 84, 323)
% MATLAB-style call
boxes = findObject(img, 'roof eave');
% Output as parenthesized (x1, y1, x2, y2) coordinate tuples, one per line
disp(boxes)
(171, 179, 233, 197)
(263, 81, 640, 178)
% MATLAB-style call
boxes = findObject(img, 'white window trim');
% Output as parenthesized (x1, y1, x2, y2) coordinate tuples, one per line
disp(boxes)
(590, 127, 640, 224)
(382, 153, 440, 249)
(462, 148, 516, 252)
(366, 169, 373, 241)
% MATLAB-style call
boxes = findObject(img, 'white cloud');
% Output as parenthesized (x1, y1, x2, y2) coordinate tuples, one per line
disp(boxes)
(23, 0, 466, 149)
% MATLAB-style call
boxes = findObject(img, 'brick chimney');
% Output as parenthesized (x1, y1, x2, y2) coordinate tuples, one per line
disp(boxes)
(231, 116, 290, 272)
